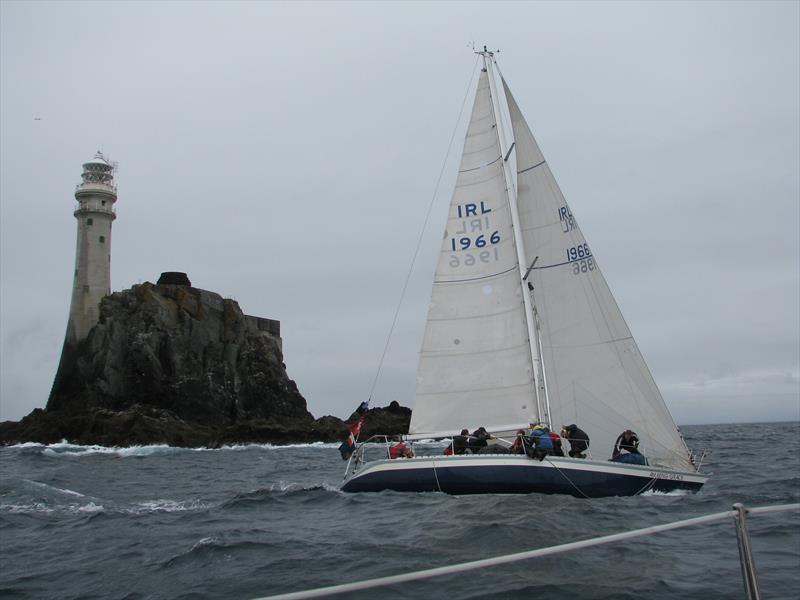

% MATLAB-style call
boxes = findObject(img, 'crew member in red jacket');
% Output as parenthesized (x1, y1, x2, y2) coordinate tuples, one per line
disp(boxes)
(388, 436, 413, 459)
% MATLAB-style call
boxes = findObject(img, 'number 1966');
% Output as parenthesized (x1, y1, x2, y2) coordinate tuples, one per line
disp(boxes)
(566, 243, 591, 261)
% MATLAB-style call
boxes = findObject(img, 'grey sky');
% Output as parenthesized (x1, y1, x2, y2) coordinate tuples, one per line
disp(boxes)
(1, 1, 798, 425)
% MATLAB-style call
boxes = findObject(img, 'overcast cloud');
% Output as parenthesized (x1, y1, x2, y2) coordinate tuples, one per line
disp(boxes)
(1, 1, 798, 425)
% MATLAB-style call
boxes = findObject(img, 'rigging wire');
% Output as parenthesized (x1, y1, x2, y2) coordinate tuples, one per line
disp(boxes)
(364, 56, 481, 403)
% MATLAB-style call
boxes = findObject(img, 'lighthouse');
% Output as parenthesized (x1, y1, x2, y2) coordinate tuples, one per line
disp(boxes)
(64, 152, 117, 344)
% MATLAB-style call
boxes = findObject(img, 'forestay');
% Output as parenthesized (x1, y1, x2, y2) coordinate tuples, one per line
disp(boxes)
(502, 78, 693, 471)
(409, 70, 539, 437)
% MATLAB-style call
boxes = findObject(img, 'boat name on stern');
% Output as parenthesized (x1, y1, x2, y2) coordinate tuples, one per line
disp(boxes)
(649, 471, 684, 481)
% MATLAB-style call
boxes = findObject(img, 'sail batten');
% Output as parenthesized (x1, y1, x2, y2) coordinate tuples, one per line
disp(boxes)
(518, 160, 547, 174)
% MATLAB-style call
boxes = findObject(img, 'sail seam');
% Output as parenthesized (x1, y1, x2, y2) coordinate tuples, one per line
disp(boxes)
(426, 305, 523, 322)
(434, 265, 517, 283)
(463, 140, 501, 156)
(517, 159, 546, 174)
(421, 341, 532, 358)
(417, 380, 534, 395)
(545, 335, 634, 349)
(454, 170, 505, 188)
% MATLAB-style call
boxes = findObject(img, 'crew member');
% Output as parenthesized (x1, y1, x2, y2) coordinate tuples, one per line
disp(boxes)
(527, 424, 553, 461)
(611, 430, 646, 464)
(562, 424, 590, 459)
(549, 429, 564, 457)
(388, 436, 413, 459)
(450, 429, 471, 455)
(510, 430, 527, 454)
(469, 427, 491, 454)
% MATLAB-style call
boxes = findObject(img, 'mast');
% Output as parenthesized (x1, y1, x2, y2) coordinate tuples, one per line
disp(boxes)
(479, 48, 550, 428)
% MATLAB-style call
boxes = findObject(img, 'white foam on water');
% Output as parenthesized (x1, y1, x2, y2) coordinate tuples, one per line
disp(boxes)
(0, 503, 55, 514)
(264, 481, 343, 494)
(319, 482, 344, 493)
(23, 480, 86, 497)
(190, 537, 220, 551)
(191, 441, 342, 451)
(7, 442, 46, 449)
(129, 499, 208, 513)
(641, 488, 692, 497)
(11, 439, 341, 457)
(37, 441, 182, 458)
(0, 501, 104, 514)
(268, 481, 303, 493)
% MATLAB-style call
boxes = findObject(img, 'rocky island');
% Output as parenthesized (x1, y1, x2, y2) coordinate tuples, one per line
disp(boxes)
(0, 280, 410, 447)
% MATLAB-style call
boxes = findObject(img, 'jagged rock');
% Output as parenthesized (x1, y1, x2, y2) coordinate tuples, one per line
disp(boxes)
(48, 282, 311, 426)
(0, 282, 413, 447)
(352, 401, 412, 439)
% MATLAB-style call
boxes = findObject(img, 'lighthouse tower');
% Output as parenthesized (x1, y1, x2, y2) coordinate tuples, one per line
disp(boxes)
(65, 152, 117, 345)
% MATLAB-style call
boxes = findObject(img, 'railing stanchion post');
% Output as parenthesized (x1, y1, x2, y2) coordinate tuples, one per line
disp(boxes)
(733, 503, 761, 600)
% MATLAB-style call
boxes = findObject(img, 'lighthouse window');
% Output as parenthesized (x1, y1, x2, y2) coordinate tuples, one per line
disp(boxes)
(87, 218, 93, 225)
(101, 200, 106, 206)
(99, 236, 105, 243)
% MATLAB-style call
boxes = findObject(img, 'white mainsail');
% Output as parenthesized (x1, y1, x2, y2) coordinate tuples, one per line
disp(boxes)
(409, 70, 539, 437)
(502, 77, 693, 471)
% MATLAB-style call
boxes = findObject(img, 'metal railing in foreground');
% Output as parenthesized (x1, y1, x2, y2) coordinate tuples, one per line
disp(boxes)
(251, 502, 799, 600)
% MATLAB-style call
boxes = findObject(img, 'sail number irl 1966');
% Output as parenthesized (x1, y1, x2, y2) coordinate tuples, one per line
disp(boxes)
(448, 201, 501, 268)
(449, 201, 501, 252)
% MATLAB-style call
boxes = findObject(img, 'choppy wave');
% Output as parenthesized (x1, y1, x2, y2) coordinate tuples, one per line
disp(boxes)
(0, 501, 104, 514)
(0, 498, 211, 516)
(1, 422, 797, 600)
(128, 499, 210, 514)
(221, 482, 343, 509)
(162, 535, 280, 569)
(9, 440, 341, 456)
(23, 479, 86, 497)
(199, 441, 341, 451)
(641, 488, 692, 497)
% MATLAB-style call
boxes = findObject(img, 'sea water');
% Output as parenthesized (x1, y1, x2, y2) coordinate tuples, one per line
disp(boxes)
(0, 422, 798, 599)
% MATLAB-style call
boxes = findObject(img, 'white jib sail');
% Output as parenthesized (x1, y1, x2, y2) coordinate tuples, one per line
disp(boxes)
(409, 70, 539, 438)
(502, 78, 693, 471)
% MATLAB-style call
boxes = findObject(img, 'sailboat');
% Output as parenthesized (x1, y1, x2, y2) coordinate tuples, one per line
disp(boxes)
(342, 49, 708, 497)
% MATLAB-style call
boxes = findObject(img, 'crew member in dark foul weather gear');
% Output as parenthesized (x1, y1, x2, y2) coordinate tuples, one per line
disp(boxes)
(611, 430, 647, 465)
(468, 427, 490, 454)
(562, 424, 590, 459)
(449, 429, 471, 455)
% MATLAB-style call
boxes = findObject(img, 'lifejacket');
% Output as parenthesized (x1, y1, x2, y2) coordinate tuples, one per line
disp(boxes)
(389, 442, 410, 459)
(529, 428, 553, 450)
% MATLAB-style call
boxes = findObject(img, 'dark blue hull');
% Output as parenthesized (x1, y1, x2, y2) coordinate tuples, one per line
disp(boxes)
(341, 455, 706, 497)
